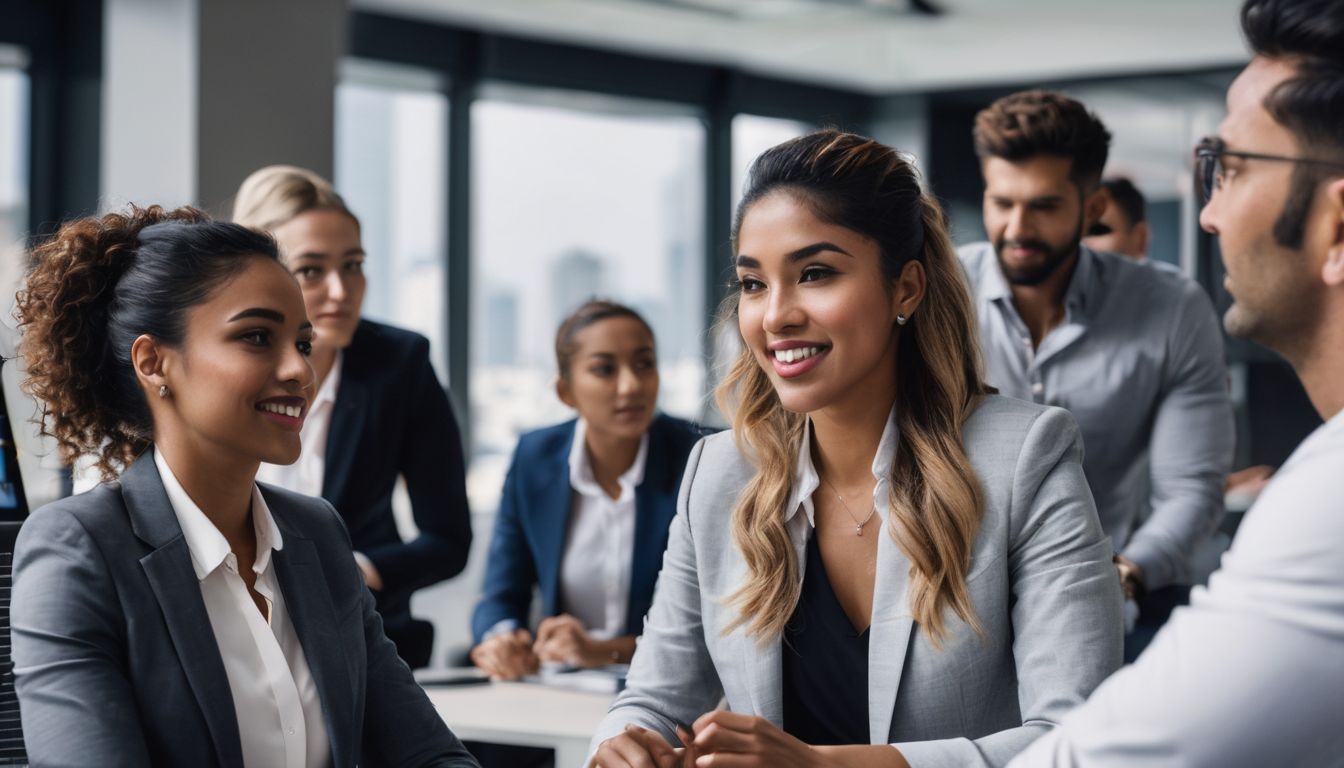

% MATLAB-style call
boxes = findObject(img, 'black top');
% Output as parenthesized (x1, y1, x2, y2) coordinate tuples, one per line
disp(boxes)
(782, 531, 871, 746)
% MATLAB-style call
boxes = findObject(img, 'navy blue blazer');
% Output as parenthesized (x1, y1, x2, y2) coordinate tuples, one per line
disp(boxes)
(11, 450, 478, 768)
(471, 414, 703, 644)
(326, 319, 472, 617)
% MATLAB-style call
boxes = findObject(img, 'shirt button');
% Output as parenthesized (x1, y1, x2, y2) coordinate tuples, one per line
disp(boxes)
(1030, 382, 1044, 396)
(288, 727, 295, 735)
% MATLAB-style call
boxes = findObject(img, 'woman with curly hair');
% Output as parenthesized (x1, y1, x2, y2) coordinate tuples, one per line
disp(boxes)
(587, 131, 1122, 768)
(10, 206, 478, 767)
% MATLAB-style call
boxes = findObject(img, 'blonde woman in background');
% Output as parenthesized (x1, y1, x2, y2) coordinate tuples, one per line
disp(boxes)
(234, 167, 471, 669)
(588, 130, 1123, 768)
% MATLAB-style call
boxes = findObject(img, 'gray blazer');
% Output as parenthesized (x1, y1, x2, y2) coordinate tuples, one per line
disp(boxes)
(10, 450, 479, 768)
(591, 395, 1123, 768)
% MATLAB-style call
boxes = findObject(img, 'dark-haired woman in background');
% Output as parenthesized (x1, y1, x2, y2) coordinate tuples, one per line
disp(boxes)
(234, 166, 471, 669)
(10, 206, 478, 767)
(470, 300, 701, 681)
(588, 131, 1122, 768)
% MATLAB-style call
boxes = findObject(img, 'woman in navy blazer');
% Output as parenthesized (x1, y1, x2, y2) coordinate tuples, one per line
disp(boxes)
(235, 166, 471, 668)
(11, 207, 476, 766)
(470, 300, 701, 679)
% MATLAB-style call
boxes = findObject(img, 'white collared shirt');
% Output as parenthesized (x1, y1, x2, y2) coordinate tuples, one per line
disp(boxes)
(256, 350, 343, 498)
(787, 405, 901, 535)
(558, 418, 649, 639)
(155, 450, 331, 768)
(1009, 409, 1344, 767)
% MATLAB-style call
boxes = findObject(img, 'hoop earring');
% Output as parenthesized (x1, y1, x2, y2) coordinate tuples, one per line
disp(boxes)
(158, 385, 170, 399)
(896, 314, 909, 326)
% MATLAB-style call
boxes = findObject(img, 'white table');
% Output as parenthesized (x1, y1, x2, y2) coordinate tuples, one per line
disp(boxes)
(426, 682, 615, 768)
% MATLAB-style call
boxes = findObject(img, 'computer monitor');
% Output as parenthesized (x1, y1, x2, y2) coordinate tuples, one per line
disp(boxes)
(0, 361, 29, 524)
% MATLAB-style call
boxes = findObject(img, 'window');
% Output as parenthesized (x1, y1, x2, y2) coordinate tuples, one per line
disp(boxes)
(0, 49, 28, 321)
(731, 114, 812, 214)
(335, 61, 450, 384)
(469, 86, 707, 509)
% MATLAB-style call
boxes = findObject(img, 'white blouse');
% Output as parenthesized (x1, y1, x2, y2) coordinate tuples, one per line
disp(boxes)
(155, 450, 331, 768)
(558, 418, 649, 639)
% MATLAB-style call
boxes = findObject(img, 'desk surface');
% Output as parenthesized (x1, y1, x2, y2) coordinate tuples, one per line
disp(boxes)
(427, 681, 615, 765)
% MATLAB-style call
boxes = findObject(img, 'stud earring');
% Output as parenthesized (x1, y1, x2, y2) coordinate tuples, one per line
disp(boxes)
(158, 384, 170, 399)
(896, 314, 909, 326)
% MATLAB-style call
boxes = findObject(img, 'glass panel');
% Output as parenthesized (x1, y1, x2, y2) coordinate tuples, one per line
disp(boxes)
(470, 88, 707, 511)
(731, 113, 812, 215)
(335, 63, 450, 384)
(0, 61, 28, 321)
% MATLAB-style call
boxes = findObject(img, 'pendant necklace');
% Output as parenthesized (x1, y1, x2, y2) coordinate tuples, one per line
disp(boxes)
(820, 474, 877, 536)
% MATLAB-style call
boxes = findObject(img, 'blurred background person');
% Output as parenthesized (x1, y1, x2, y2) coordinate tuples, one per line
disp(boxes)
(959, 91, 1234, 659)
(234, 166, 472, 670)
(10, 205, 478, 766)
(470, 299, 701, 682)
(1084, 176, 1180, 273)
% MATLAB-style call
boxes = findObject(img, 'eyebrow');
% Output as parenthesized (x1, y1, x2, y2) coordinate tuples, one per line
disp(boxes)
(292, 248, 366, 262)
(586, 347, 655, 358)
(736, 241, 854, 269)
(227, 308, 285, 323)
(990, 195, 1065, 205)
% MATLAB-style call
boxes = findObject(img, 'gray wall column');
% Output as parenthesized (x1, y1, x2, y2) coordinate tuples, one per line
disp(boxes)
(102, 0, 347, 214)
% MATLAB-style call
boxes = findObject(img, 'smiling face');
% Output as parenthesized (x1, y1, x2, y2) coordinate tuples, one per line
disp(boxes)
(156, 256, 315, 467)
(557, 316, 660, 442)
(1199, 56, 1324, 349)
(982, 154, 1103, 285)
(734, 191, 916, 416)
(271, 209, 366, 355)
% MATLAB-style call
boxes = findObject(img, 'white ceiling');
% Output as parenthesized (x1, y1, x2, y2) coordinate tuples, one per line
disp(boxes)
(352, 0, 1250, 93)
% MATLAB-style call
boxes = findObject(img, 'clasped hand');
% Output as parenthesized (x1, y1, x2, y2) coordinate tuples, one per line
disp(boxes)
(469, 614, 604, 681)
(590, 711, 823, 768)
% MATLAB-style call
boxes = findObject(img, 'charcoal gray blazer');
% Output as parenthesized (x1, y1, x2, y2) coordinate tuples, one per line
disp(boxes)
(10, 449, 479, 767)
(590, 395, 1124, 768)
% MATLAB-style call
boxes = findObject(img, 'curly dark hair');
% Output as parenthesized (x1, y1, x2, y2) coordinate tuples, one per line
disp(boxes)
(972, 89, 1112, 190)
(15, 205, 280, 479)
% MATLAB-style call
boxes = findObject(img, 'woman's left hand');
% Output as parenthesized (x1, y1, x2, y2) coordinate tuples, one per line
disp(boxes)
(533, 614, 599, 666)
(687, 712, 828, 768)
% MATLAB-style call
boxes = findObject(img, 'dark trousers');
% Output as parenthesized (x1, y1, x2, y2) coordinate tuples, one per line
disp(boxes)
(1123, 584, 1192, 663)
(463, 742, 554, 768)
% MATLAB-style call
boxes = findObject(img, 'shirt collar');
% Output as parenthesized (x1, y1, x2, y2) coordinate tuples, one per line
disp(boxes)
(312, 349, 343, 410)
(982, 243, 1097, 323)
(154, 449, 285, 581)
(567, 417, 650, 502)
(787, 403, 900, 528)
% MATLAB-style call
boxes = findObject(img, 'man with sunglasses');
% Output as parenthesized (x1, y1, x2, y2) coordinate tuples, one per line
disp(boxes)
(959, 89, 1235, 658)
(1012, 0, 1344, 764)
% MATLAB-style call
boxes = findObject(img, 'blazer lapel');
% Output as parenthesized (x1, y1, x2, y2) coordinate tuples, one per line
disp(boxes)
(123, 453, 245, 768)
(627, 422, 677, 635)
(868, 519, 915, 745)
(537, 428, 577, 617)
(268, 501, 357, 768)
(742, 513, 809, 728)
(323, 357, 367, 507)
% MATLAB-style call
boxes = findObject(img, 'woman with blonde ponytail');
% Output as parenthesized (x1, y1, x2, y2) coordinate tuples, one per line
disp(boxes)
(589, 130, 1122, 768)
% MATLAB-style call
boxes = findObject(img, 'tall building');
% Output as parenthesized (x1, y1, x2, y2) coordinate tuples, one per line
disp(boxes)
(482, 289, 519, 367)
(549, 248, 606, 336)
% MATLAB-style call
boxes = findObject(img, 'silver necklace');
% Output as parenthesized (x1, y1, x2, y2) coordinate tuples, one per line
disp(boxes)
(820, 474, 877, 536)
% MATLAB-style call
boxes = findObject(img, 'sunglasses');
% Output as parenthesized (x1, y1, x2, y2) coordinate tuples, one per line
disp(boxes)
(1194, 136, 1344, 206)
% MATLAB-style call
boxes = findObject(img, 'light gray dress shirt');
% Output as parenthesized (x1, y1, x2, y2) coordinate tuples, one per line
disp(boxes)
(958, 243, 1234, 589)
(1010, 409, 1344, 768)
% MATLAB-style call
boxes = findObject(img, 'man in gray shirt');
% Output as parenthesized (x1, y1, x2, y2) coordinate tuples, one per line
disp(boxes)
(1012, 0, 1344, 762)
(958, 91, 1234, 647)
